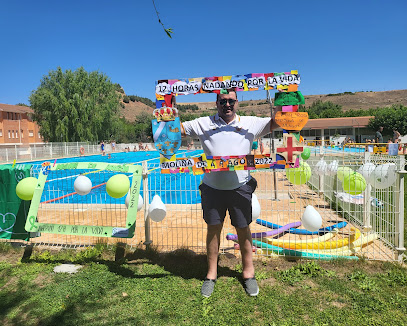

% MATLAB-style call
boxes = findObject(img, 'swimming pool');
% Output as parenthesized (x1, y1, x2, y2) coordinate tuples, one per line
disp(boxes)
(29, 150, 204, 205)
(311, 146, 366, 154)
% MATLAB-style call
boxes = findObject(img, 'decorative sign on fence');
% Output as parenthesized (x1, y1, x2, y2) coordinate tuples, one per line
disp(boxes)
(159, 153, 298, 175)
(152, 70, 308, 174)
(25, 162, 142, 238)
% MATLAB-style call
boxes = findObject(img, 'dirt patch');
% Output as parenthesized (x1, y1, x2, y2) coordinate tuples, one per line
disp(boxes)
(0, 249, 24, 264)
(33, 274, 52, 288)
(331, 301, 348, 309)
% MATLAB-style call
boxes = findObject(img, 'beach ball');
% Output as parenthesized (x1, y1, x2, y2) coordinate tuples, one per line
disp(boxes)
(74, 175, 92, 196)
(343, 172, 366, 195)
(301, 205, 322, 232)
(337, 167, 354, 182)
(326, 160, 339, 176)
(16, 177, 38, 201)
(252, 193, 261, 221)
(286, 161, 312, 185)
(314, 159, 328, 176)
(125, 192, 144, 211)
(357, 163, 376, 183)
(106, 174, 130, 198)
(371, 163, 397, 189)
(301, 147, 311, 160)
(148, 195, 166, 222)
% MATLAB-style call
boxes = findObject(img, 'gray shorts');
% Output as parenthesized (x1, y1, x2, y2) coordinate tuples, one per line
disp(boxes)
(199, 178, 257, 229)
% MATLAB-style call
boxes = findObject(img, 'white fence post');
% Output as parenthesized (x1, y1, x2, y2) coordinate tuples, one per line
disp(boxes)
(142, 161, 152, 246)
(396, 155, 406, 262)
(363, 152, 372, 230)
(6, 148, 8, 162)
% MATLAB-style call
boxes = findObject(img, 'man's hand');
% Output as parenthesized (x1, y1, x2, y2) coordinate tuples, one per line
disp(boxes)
(270, 106, 282, 131)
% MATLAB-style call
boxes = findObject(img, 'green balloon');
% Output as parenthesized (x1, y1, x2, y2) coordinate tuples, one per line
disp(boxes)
(337, 167, 354, 182)
(106, 174, 130, 198)
(286, 161, 312, 185)
(301, 147, 311, 160)
(16, 177, 38, 201)
(343, 172, 366, 195)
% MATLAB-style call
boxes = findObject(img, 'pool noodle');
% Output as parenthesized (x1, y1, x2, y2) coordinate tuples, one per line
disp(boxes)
(263, 230, 338, 244)
(226, 221, 301, 241)
(256, 219, 347, 235)
(263, 228, 361, 250)
(298, 233, 378, 254)
(256, 233, 378, 256)
(252, 240, 359, 260)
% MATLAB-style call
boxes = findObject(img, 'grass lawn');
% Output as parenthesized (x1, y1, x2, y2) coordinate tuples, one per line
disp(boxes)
(1, 243, 407, 326)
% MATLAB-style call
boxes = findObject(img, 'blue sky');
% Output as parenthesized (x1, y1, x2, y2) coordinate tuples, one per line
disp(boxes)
(1, 0, 406, 105)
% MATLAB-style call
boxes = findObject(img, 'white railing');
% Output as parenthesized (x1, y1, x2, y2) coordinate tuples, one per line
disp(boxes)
(0, 142, 161, 164)
(1, 150, 405, 262)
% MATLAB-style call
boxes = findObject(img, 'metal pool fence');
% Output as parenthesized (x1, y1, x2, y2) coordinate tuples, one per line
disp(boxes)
(1, 151, 405, 262)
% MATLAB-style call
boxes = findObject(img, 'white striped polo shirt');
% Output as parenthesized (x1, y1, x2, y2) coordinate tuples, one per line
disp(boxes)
(182, 113, 271, 190)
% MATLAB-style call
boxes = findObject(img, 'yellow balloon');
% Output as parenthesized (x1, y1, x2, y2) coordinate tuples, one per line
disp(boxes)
(106, 174, 130, 198)
(16, 177, 38, 201)
(286, 161, 311, 185)
(343, 172, 366, 195)
(336, 167, 354, 182)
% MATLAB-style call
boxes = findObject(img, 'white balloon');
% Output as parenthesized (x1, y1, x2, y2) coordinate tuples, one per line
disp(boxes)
(314, 159, 327, 176)
(125, 192, 144, 211)
(73, 175, 92, 196)
(301, 205, 322, 232)
(125, 192, 130, 208)
(148, 195, 167, 222)
(137, 194, 144, 211)
(326, 160, 339, 176)
(357, 162, 376, 183)
(372, 163, 397, 189)
(251, 193, 261, 221)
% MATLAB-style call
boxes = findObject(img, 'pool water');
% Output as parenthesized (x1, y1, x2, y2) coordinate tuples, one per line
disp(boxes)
(29, 150, 204, 205)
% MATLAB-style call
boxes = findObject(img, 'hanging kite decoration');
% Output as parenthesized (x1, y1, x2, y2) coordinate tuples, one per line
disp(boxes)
(152, 71, 308, 175)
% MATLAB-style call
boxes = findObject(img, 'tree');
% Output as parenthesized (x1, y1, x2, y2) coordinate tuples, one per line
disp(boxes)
(29, 67, 121, 142)
(368, 105, 407, 135)
(115, 117, 136, 143)
(133, 112, 154, 142)
(300, 100, 343, 119)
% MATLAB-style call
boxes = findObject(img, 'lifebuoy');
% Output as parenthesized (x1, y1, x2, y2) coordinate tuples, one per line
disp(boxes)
(80, 147, 85, 155)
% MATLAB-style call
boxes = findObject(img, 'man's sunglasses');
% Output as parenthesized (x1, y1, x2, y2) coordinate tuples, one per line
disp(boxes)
(219, 99, 237, 106)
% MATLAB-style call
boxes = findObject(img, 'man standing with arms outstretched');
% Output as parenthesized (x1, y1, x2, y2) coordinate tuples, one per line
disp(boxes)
(180, 89, 280, 297)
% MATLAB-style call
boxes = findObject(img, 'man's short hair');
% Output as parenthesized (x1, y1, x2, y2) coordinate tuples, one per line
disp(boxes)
(216, 89, 237, 102)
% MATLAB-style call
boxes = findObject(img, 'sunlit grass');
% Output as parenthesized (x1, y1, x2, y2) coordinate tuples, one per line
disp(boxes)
(1, 246, 406, 326)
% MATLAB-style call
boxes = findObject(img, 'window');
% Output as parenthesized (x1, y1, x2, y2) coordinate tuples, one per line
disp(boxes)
(21, 129, 23, 138)
(38, 132, 41, 138)
(16, 130, 19, 138)
(0, 129, 2, 137)
(12, 130, 14, 139)
(8, 130, 10, 138)
(29, 130, 34, 137)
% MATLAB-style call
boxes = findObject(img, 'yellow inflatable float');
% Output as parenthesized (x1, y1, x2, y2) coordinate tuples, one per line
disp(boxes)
(262, 228, 361, 250)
